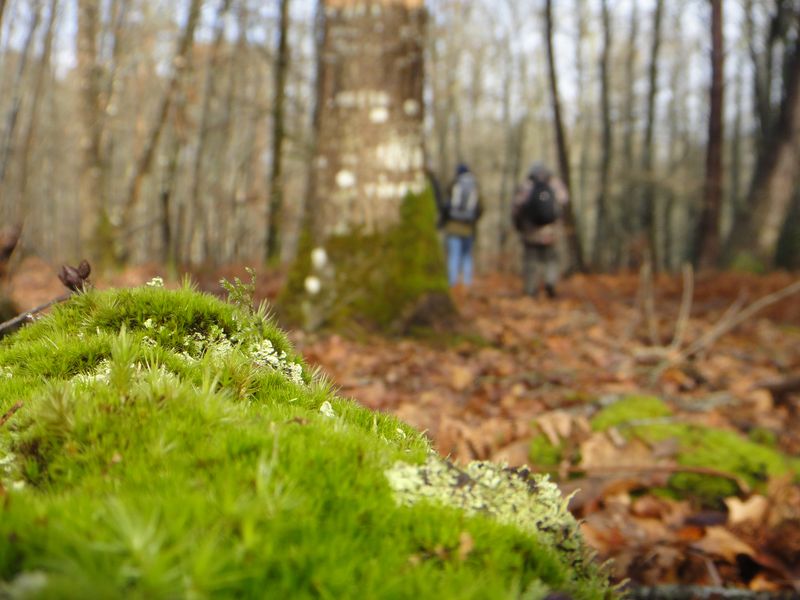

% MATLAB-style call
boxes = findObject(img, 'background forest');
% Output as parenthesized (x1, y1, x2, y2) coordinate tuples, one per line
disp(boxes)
(0, 0, 798, 274)
(1, 1, 800, 593)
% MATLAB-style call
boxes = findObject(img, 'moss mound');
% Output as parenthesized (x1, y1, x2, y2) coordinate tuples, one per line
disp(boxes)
(0, 283, 611, 598)
(281, 188, 453, 333)
(590, 396, 800, 506)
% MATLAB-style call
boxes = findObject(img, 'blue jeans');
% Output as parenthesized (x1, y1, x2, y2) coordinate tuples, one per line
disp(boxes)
(447, 235, 474, 287)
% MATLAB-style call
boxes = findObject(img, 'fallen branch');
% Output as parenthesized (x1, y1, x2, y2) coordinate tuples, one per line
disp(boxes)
(682, 279, 800, 359)
(0, 401, 23, 428)
(754, 374, 800, 396)
(0, 292, 71, 339)
(627, 584, 798, 600)
(644, 278, 800, 380)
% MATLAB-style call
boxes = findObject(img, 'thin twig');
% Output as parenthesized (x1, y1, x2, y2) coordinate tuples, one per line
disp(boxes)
(641, 259, 659, 346)
(626, 584, 798, 599)
(669, 262, 693, 350)
(683, 279, 800, 359)
(0, 292, 71, 338)
(0, 401, 23, 428)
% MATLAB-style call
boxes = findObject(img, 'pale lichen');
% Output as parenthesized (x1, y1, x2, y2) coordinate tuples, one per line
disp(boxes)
(386, 456, 590, 574)
(0, 366, 12, 379)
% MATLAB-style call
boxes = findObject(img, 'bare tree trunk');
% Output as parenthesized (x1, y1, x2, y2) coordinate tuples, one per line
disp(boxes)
(641, 0, 664, 270)
(595, 0, 613, 269)
(544, 0, 583, 271)
(309, 0, 426, 242)
(729, 34, 800, 266)
(695, 0, 725, 268)
(17, 0, 58, 212)
(0, 0, 7, 37)
(620, 0, 639, 266)
(266, 0, 292, 262)
(76, 0, 108, 259)
(121, 0, 202, 255)
(725, 61, 744, 245)
(0, 2, 43, 190)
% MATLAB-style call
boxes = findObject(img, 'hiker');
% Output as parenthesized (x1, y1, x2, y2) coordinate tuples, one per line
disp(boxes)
(512, 162, 568, 298)
(442, 163, 483, 288)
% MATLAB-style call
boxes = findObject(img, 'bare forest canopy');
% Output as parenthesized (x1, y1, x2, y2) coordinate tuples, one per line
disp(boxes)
(0, 0, 798, 272)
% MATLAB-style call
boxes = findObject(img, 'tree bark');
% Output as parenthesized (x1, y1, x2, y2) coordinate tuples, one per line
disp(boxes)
(641, 0, 664, 270)
(544, 0, 583, 271)
(266, 0, 292, 262)
(308, 0, 426, 242)
(695, 0, 725, 268)
(595, 0, 613, 269)
(75, 0, 110, 258)
(730, 34, 800, 266)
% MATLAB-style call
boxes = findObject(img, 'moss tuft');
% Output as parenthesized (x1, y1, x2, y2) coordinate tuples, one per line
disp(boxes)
(280, 187, 453, 333)
(591, 395, 672, 431)
(0, 285, 613, 598)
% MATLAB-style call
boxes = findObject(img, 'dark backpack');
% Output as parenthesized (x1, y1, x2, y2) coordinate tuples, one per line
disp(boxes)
(521, 180, 557, 226)
(447, 173, 480, 223)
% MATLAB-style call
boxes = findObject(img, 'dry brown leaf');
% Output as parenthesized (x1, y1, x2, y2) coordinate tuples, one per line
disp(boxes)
(725, 495, 769, 526)
(579, 433, 654, 471)
(535, 410, 574, 446)
(448, 365, 474, 391)
(691, 526, 757, 563)
(491, 439, 531, 467)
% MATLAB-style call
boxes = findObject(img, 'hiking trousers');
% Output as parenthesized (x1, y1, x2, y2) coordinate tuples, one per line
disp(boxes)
(447, 234, 474, 287)
(522, 243, 558, 296)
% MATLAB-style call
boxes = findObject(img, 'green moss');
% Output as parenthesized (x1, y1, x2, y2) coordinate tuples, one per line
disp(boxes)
(529, 435, 564, 469)
(632, 423, 797, 503)
(591, 395, 672, 431)
(280, 187, 452, 332)
(0, 284, 612, 598)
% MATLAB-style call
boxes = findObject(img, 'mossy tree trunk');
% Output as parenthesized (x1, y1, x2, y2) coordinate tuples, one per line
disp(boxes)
(308, 0, 427, 242)
(285, 0, 448, 332)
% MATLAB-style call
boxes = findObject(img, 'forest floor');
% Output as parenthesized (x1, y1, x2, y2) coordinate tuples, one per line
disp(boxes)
(5, 258, 800, 594)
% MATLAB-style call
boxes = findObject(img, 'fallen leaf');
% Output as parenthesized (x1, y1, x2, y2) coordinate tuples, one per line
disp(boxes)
(579, 433, 654, 471)
(725, 495, 769, 526)
(448, 365, 474, 391)
(535, 411, 574, 446)
(692, 526, 756, 563)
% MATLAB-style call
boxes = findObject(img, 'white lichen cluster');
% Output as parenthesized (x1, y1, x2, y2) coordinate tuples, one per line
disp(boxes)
(72, 359, 112, 385)
(72, 360, 178, 388)
(0, 366, 12, 379)
(250, 339, 304, 386)
(145, 276, 164, 288)
(143, 314, 305, 387)
(0, 452, 24, 491)
(385, 457, 588, 570)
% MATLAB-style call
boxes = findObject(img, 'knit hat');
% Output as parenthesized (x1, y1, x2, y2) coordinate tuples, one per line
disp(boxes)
(527, 161, 551, 182)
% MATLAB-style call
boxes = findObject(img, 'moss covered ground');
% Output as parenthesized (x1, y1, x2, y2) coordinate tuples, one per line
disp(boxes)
(529, 395, 800, 506)
(0, 282, 612, 599)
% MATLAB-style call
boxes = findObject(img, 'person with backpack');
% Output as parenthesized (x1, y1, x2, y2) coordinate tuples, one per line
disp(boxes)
(512, 162, 568, 298)
(443, 163, 483, 288)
